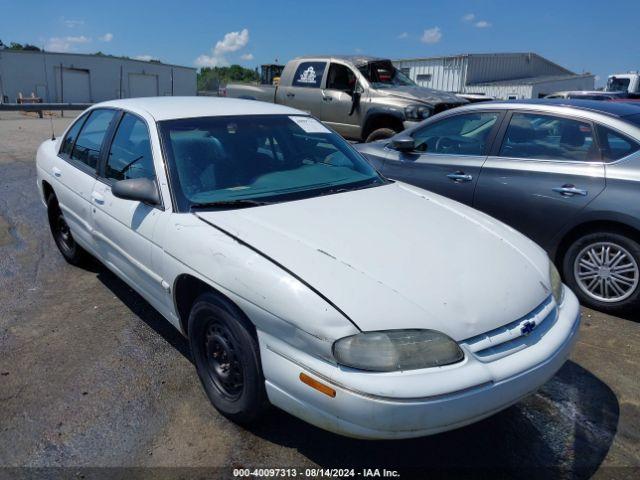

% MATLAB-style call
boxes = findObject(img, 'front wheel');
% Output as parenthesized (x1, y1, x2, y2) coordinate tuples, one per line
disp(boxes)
(188, 293, 268, 424)
(365, 127, 398, 143)
(562, 231, 640, 314)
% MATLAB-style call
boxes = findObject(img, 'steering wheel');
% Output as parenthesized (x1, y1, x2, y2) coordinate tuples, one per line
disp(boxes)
(435, 136, 459, 153)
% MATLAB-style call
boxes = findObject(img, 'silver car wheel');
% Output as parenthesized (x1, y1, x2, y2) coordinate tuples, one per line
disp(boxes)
(574, 241, 639, 303)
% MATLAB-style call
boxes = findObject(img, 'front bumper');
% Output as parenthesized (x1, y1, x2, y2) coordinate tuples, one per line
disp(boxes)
(259, 286, 581, 439)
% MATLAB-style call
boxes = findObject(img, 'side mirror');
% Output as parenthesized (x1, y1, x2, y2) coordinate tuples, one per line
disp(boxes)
(112, 177, 160, 206)
(391, 136, 415, 152)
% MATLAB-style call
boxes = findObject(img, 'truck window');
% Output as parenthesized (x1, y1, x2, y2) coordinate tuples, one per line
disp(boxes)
(292, 62, 326, 88)
(326, 64, 356, 93)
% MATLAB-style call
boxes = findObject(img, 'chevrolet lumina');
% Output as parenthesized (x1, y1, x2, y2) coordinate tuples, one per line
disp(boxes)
(36, 97, 580, 439)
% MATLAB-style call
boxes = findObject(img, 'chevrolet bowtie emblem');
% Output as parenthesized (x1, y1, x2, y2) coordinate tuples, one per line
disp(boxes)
(521, 320, 536, 336)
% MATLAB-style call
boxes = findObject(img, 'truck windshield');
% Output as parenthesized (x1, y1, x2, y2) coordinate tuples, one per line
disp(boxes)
(606, 77, 631, 92)
(159, 115, 385, 211)
(358, 61, 416, 88)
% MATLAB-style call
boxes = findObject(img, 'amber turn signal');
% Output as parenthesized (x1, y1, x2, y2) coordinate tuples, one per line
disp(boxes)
(299, 372, 336, 398)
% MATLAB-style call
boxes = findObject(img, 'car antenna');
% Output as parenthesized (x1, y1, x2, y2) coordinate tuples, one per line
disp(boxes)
(49, 113, 56, 140)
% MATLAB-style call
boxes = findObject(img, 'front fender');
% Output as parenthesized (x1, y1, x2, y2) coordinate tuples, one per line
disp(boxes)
(162, 213, 359, 361)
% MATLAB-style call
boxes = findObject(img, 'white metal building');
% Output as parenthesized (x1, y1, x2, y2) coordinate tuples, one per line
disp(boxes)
(0, 49, 196, 103)
(393, 53, 594, 99)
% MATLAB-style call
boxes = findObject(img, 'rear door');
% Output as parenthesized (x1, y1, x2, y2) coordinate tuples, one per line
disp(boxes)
(277, 60, 326, 117)
(380, 111, 503, 206)
(474, 110, 606, 249)
(53, 108, 118, 251)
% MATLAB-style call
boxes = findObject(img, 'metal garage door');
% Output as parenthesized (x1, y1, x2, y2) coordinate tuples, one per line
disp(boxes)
(128, 73, 159, 98)
(59, 68, 91, 103)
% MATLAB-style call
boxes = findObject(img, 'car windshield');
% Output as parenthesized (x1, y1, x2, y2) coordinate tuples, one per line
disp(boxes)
(358, 61, 416, 88)
(159, 115, 385, 211)
(606, 77, 631, 92)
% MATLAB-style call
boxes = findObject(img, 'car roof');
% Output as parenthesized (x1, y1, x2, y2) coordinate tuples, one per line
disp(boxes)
(465, 98, 640, 118)
(295, 55, 386, 67)
(95, 96, 305, 121)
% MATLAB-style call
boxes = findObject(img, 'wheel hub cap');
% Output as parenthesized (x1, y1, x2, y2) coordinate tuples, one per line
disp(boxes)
(574, 242, 639, 303)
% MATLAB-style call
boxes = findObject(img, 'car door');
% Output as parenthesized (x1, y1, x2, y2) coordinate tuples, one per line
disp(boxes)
(380, 111, 503, 206)
(321, 62, 362, 139)
(474, 110, 606, 249)
(53, 108, 118, 252)
(91, 111, 166, 304)
(279, 60, 327, 117)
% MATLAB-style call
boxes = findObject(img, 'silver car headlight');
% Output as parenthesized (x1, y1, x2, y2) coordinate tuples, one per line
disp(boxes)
(549, 261, 564, 305)
(333, 329, 464, 372)
(404, 105, 431, 121)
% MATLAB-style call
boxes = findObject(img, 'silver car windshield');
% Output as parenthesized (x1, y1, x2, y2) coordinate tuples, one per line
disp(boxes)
(358, 61, 416, 88)
(159, 115, 385, 211)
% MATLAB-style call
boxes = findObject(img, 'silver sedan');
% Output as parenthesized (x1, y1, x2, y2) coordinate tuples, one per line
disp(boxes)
(356, 99, 640, 314)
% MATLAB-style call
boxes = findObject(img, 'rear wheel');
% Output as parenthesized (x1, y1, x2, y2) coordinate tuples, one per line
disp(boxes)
(188, 293, 268, 424)
(46, 194, 88, 266)
(563, 231, 640, 313)
(365, 127, 398, 143)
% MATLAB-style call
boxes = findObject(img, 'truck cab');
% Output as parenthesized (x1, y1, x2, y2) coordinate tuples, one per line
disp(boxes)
(606, 72, 640, 98)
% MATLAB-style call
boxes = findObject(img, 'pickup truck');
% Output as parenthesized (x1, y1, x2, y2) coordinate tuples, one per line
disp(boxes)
(606, 71, 640, 98)
(223, 55, 467, 142)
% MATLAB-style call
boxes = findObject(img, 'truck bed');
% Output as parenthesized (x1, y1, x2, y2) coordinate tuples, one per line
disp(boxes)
(225, 84, 277, 103)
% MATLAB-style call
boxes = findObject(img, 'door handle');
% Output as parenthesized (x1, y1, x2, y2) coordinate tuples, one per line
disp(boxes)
(91, 191, 105, 204)
(51, 167, 62, 178)
(322, 94, 333, 102)
(286, 92, 295, 98)
(446, 171, 473, 183)
(552, 184, 588, 197)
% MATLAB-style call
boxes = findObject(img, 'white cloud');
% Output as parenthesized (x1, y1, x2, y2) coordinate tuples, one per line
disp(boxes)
(462, 13, 475, 22)
(421, 27, 442, 44)
(195, 28, 250, 68)
(397, 32, 409, 39)
(63, 19, 85, 28)
(99, 33, 113, 42)
(240, 52, 254, 61)
(134, 54, 155, 62)
(475, 20, 492, 28)
(46, 35, 91, 52)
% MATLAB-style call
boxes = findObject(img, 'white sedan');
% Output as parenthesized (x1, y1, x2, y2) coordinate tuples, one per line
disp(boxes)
(36, 97, 580, 439)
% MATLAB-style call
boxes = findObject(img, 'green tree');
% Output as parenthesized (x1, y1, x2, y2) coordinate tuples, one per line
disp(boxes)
(197, 65, 259, 91)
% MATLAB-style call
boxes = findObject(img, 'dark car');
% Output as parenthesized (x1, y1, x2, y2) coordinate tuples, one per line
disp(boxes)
(355, 99, 640, 313)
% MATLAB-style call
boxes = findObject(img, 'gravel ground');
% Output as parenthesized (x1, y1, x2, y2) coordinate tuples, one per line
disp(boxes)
(0, 112, 638, 478)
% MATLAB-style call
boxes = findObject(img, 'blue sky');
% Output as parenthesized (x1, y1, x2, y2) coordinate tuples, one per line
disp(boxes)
(1, 0, 638, 86)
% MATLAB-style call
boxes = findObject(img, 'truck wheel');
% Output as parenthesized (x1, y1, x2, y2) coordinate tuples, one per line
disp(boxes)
(188, 293, 268, 424)
(46, 194, 88, 266)
(365, 128, 398, 143)
(562, 231, 640, 314)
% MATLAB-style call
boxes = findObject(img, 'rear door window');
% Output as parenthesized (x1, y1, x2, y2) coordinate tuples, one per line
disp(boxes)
(291, 62, 326, 88)
(596, 125, 640, 161)
(70, 109, 117, 170)
(59, 113, 88, 156)
(499, 112, 599, 161)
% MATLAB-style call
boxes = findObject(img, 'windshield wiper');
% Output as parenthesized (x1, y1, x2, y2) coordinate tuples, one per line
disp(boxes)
(318, 179, 382, 197)
(190, 199, 273, 211)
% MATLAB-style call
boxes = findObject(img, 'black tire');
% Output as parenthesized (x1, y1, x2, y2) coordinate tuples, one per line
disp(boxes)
(46, 194, 88, 266)
(365, 127, 398, 143)
(562, 231, 640, 314)
(188, 293, 268, 424)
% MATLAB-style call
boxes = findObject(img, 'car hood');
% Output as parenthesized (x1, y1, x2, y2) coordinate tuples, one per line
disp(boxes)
(378, 85, 467, 105)
(195, 183, 550, 341)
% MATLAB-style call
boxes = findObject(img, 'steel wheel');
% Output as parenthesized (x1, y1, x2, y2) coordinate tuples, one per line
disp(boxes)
(574, 241, 639, 303)
(204, 321, 244, 400)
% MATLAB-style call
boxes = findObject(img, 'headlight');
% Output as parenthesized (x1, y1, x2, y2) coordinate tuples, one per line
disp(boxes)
(333, 329, 464, 372)
(404, 105, 431, 121)
(549, 261, 564, 304)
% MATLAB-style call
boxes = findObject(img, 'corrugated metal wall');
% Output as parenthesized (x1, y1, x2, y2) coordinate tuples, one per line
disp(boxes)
(465, 53, 571, 84)
(0, 50, 196, 103)
(394, 56, 467, 91)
